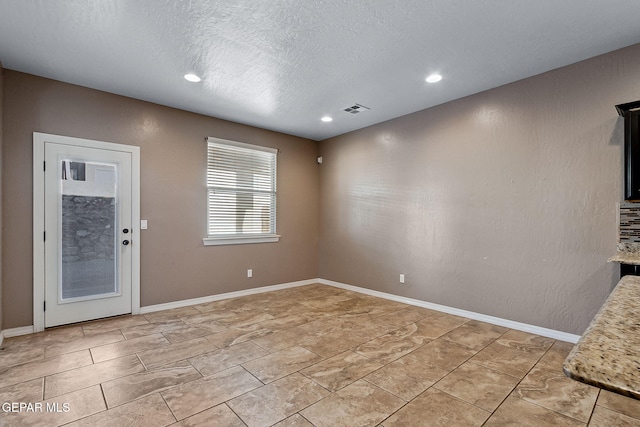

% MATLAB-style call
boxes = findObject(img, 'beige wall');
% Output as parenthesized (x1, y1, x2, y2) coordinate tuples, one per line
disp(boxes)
(319, 43, 640, 335)
(2, 71, 319, 329)
(4, 44, 640, 334)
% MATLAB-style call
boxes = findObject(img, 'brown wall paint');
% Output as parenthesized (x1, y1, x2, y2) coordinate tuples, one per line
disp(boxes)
(4, 44, 640, 334)
(2, 71, 319, 329)
(319, 43, 640, 335)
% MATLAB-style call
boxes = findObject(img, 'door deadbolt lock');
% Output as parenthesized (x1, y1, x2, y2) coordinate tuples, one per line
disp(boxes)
(123, 228, 129, 234)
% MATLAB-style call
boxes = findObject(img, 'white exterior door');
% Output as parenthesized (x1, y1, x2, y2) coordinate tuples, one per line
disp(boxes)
(34, 133, 140, 329)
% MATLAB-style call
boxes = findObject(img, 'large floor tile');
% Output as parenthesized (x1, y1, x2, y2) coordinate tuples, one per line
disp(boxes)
(3, 326, 84, 349)
(300, 350, 383, 392)
(514, 364, 599, 422)
(366, 306, 439, 331)
(170, 403, 245, 427)
(354, 322, 433, 364)
(44, 354, 144, 399)
(180, 310, 237, 325)
(215, 311, 275, 328)
(228, 373, 330, 427)
(441, 320, 507, 351)
(536, 340, 575, 372)
(470, 341, 542, 378)
(596, 389, 640, 420)
(44, 330, 124, 358)
(484, 396, 585, 426)
(0, 350, 93, 389)
(296, 317, 344, 336)
(161, 366, 262, 420)
(120, 320, 186, 340)
(0, 285, 623, 426)
(101, 360, 202, 408)
(0, 344, 44, 370)
(0, 384, 106, 426)
(160, 321, 228, 343)
(242, 346, 322, 383)
(0, 378, 43, 403)
(143, 306, 201, 323)
(382, 388, 491, 426)
(189, 341, 268, 376)
(495, 330, 554, 355)
(206, 324, 273, 348)
(299, 329, 377, 359)
(272, 414, 315, 426)
(408, 336, 476, 371)
(255, 313, 314, 332)
(250, 327, 311, 353)
(414, 312, 470, 339)
(90, 333, 170, 363)
(434, 362, 520, 411)
(81, 315, 149, 336)
(137, 336, 218, 369)
(589, 405, 640, 426)
(298, 294, 356, 310)
(364, 354, 448, 401)
(64, 393, 175, 427)
(300, 380, 404, 427)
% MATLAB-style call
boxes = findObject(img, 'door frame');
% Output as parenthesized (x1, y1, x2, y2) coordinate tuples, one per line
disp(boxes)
(33, 132, 141, 332)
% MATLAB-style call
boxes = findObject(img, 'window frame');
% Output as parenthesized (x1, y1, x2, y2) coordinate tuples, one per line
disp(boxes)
(203, 137, 280, 246)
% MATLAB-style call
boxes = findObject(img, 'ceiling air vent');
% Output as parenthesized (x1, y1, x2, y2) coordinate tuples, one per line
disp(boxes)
(343, 103, 370, 114)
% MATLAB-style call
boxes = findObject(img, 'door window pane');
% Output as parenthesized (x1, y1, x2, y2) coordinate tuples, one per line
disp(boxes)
(60, 161, 118, 300)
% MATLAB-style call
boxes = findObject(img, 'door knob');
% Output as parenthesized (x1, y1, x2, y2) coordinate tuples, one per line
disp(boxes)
(123, 228, 129, 234)
(122, 240, 130, 246)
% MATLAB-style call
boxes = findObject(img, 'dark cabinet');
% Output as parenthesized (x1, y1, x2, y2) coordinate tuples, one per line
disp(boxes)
(621, 263, 640, 277)
(616, 100, 640, 201)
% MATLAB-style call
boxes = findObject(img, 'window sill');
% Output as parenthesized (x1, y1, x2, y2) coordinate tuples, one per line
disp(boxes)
(203, 234, 281, 246)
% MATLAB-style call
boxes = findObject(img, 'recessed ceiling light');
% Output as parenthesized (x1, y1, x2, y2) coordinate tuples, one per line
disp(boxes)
(425, 74, 443, 83)
(321, 116, 333, 122)
(184, 73, 201, 82)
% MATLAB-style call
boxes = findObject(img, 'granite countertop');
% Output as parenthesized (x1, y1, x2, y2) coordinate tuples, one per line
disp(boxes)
(608, 243, 640, 265)
(563, 275, 640, 399)
(608, 252, 640, 265)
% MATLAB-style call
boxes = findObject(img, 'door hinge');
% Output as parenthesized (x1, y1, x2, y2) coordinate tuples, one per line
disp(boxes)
(43, 231, 46, 241)
(44, 301, 46, 312)
(43, 161, 46, 171)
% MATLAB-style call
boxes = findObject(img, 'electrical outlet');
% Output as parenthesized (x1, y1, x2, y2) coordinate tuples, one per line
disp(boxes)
(247, 269, 253, 278)
(399, 274, 405, 284)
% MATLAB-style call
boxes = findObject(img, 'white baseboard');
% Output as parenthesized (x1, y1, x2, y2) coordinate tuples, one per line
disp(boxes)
(2, 325, 35, 339)
(3, 278, 581, 344)
(140, 279, 318, 314)
(318, 278, 581, 344)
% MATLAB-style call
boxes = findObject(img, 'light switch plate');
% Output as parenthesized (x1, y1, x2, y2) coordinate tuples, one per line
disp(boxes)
(140, 219, 148, 230)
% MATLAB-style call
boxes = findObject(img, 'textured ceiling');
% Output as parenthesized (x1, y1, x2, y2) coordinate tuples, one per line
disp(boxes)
(1, 1, 640, 141)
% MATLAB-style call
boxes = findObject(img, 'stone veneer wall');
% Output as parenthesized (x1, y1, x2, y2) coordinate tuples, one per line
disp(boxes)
(619, 204, 640, 243)
(61, 195, 116, 262)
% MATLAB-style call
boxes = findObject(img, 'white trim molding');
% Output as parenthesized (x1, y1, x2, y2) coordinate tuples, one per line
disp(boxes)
(317, 279, 581, 344)
(140, 279, 316, 314)
(33, 132, 141, 332)
(10, 276, 580, 344)
(2, 325, 35, 338)
(203, 234, 280, 246)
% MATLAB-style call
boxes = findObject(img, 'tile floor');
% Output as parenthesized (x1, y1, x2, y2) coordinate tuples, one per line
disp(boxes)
(1, 283, 639, 426)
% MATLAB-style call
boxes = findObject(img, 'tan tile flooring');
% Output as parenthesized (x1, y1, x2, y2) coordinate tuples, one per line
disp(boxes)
(1, 283, 640, 426)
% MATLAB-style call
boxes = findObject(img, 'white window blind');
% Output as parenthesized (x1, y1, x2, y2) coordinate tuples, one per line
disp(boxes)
(204, 137, 279, 245)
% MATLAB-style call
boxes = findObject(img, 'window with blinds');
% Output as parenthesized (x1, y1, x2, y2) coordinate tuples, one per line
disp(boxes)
(204, 137, 280, 245)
